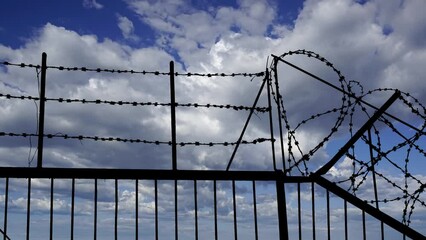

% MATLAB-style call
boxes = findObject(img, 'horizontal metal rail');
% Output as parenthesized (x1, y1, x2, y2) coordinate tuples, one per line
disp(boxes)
(0, 167, 309, 182)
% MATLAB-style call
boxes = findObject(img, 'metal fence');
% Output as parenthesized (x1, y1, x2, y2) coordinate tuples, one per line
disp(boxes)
(0, 50, 425, 239)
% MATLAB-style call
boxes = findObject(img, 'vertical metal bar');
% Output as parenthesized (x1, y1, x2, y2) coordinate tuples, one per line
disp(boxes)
(327, 190, 330, 240)
(298, 183, 302, 240)
(3, 178, 8, 240)
(252, 181, 258, 240)
(368, 128, 384, 240)
(272, 60, 286, 171)
(115, 179, 118, 240)
(362, 210, 366, 240)
(232, 180, 238, 240)
(26, 178, 31, 240)
(311, 182, 316, 240)
(155, 180, 158, 240)
(135, 179, 138, 240)
(71, 178, 75, 240)
(175, 180, 178, 240)
(194, 181, 198, 240)
(344, 200, 348, 240)
(276, 180, 289, 240)
(37, 52, 47, 168)
(214, 180, 218, 240)
(266, 70, 277, 170)
(49, 178, 54, 240)
(94, 179, 97, 240)
(226, 77, 268, 171)
(170, 61, 177, 170)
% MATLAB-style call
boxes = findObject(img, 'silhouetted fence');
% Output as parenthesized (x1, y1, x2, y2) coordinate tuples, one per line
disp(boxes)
(0, 50, 425, 239)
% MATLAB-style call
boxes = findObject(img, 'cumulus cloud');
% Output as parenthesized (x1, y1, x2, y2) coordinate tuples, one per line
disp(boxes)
(83, 0, 104, 9)
(1, 0, 426, 237)
(0, 0, 424, 176)
(117, 15, 140, 41)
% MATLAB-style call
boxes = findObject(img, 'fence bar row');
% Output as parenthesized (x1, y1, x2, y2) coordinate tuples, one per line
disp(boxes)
(1, 175, 425, 239)
(0, 178, 273, 239)
(315, 175, 425, 240)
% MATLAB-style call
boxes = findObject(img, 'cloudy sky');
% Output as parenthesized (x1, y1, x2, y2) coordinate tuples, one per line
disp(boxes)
(0, 0, 425, 239)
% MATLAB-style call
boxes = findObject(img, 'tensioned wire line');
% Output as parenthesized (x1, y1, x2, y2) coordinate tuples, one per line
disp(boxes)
(1, 61, 264, 77)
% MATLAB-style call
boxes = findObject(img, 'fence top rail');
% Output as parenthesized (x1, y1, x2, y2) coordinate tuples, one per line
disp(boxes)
(0, 167, 313, 182)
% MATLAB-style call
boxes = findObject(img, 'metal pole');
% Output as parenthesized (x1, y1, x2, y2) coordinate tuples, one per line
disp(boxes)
(266, 70, 277, 170)
(49, 178, 54, 240)
(276, 179, 289, 240)
(297, 183, 302, 240)
(175, 179, 178, 240)
(311, 182, 316, 240)
(214, 180, 218, 240)
(252, 181, 259, 240)
(26, 178, 31, 240)
(94, 179, 98, 240)
(170, 61, 177, 170)
(368, 128, 384, 240)
(194, 180, 198, 240)
(271, 59, 287, 171)
(115, 179, 118, 240)
(155, 180, 158, 240)
(135, 179, 139, 240)
(37, 52, 47, 168)
(3, 178, 8, 240)
(232, 180, 238, 240)
(71, 178, 75, 240)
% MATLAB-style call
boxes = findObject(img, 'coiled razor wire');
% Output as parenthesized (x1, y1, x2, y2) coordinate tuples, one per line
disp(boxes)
(271, 49, 425, 226)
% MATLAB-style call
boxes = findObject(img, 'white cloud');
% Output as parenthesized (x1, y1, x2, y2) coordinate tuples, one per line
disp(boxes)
(117, 15, 140, 42)
(1, 0, 426, 236)
(83, 0, 104, 9)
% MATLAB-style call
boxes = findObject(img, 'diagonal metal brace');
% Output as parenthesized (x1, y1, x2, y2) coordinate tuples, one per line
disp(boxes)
(226, 75, 268, 171)
(314, 90, 401, 176)
(315, 175, 426, 240)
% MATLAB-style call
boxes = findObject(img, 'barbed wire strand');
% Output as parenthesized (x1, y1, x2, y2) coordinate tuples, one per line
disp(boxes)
(1, 61, 264, 78)
(0, 131, 273, 147)
(0, 93, 270, 113)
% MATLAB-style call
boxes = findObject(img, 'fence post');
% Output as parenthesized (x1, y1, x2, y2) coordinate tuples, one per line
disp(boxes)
(266, 69, 277, 170)
(276, 178, 289, 240)
(37, 52, 47, 168)
(170, 61, 177, 170)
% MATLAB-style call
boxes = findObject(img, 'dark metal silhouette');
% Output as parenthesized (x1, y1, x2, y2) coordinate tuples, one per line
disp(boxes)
(0, 51, 425, 240)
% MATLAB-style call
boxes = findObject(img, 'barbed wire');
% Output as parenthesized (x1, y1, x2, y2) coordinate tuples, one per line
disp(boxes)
(271, 49, 352, 176)
(0, 131, 273, 147)
(1, 61, 264, 77)
(0, 93, 270, 112)
(272, 49, 425, 226)
(2, 51, 426, 227)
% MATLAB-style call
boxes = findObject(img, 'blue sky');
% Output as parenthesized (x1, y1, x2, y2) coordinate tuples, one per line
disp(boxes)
(0, 0, 426, 239)
(0, 1, 302, 51)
